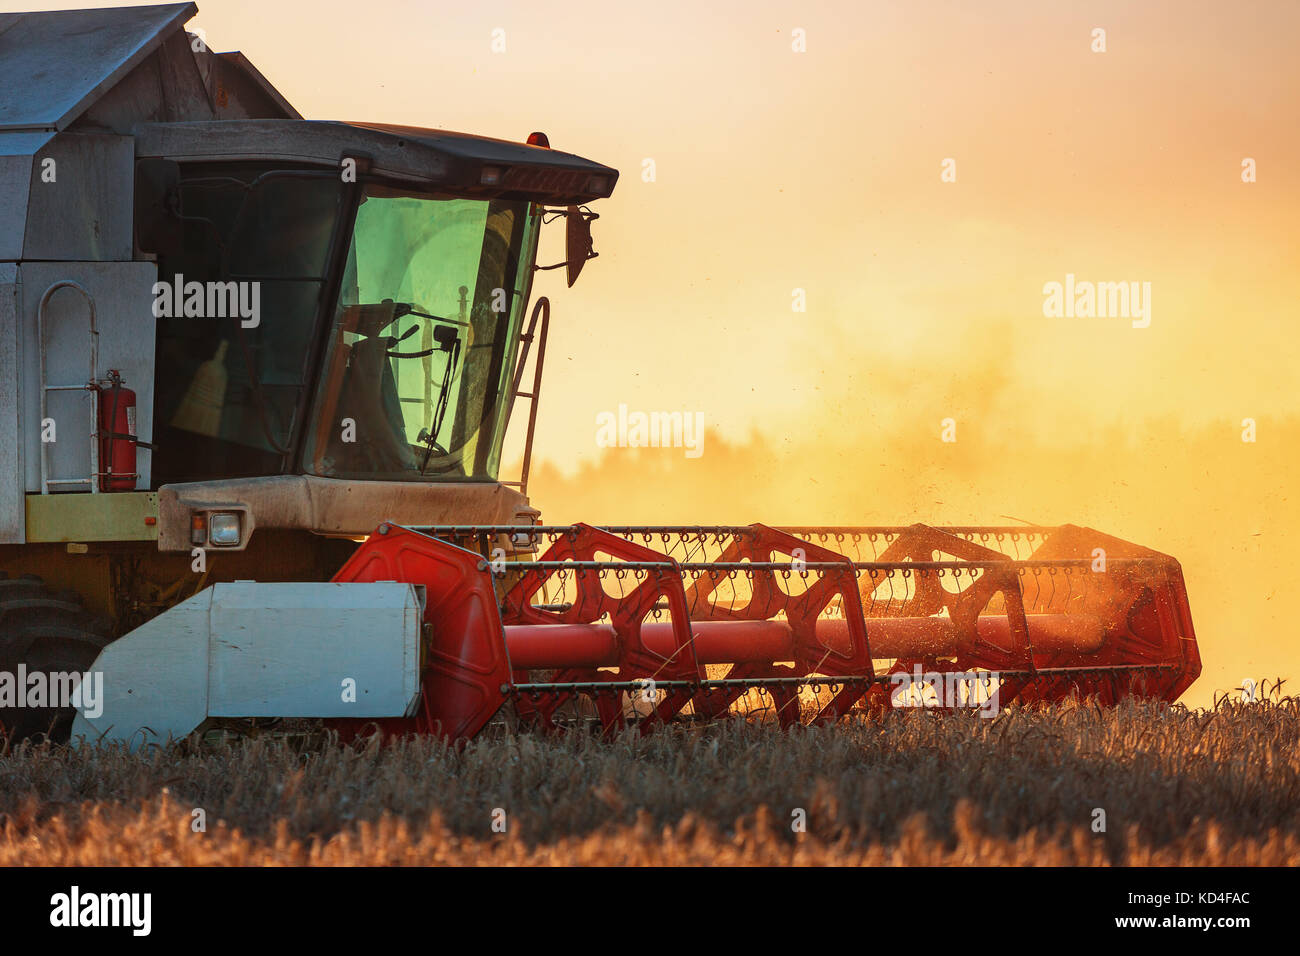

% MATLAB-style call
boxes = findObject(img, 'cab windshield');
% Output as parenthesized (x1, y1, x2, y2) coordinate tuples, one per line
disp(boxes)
(304, 186, 538, 481)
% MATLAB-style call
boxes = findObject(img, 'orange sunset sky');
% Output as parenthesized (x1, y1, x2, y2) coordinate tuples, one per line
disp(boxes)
(9, 0, 1299, 705)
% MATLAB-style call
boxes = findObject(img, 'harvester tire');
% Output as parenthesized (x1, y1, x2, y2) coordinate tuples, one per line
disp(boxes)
(0, 573, 113, 743)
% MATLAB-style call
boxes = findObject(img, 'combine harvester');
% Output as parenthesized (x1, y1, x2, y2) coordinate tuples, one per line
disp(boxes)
(0, 4, 1199, 747)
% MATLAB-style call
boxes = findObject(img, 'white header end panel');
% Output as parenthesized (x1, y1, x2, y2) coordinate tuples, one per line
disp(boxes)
(71, 581, 422, 750)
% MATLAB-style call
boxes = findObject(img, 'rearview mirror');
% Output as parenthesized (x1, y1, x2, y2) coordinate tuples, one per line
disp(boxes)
(565, 205, 594, 287)
(536, 206, 600, 286)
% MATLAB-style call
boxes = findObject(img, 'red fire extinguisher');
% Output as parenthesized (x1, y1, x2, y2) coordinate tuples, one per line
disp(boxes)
(97, 370, 138, 492)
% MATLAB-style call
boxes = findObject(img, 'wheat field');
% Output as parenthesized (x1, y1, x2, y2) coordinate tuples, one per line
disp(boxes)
(1, 694, 1296, 865)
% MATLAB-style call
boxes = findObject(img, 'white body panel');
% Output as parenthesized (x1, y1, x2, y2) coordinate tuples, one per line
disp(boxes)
(0, 152, 33, 261)
(0, 263, 20, 541)
(18, 260, 158, 500)
(71, 581, 423, 749)
(20, 134, 135, 261)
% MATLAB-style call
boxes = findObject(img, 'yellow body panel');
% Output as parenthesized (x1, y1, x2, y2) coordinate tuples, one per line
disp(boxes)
(24, 492, 159, 543)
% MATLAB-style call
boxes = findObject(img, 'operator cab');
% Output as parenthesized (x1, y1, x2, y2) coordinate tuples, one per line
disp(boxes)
(135, 120, 616, 488)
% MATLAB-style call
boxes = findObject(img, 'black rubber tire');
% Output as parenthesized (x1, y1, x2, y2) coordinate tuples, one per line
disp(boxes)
(0, 573, 113, 743)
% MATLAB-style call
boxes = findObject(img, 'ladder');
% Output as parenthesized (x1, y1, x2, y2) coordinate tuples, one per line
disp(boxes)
(502, 296, 550, 498)
(37, 280, 100, 494)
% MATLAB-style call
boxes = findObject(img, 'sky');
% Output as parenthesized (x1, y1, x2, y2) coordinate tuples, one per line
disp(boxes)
(8, 0, 1299, 705)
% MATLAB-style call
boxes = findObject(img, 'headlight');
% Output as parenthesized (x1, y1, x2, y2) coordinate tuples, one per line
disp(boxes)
(208, 512, 241, 546)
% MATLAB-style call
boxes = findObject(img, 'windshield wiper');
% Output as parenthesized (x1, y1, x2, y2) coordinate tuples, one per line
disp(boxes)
(411, 328, 461, 474)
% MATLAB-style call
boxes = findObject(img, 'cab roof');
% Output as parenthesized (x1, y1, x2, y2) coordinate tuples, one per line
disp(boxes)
(134, 119, 618, 205)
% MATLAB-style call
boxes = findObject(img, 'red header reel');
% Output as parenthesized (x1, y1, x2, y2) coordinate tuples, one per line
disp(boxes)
(328, 523, 1199, 742)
